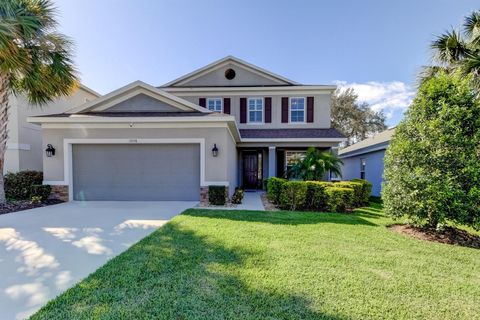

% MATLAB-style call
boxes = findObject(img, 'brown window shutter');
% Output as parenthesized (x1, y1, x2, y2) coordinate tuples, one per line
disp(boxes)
(223, 98, 231, 114)
(307, 96, 314, 122)
(281, 97, 289, 123)
(240, 98, 247, 123)
(199, 98, 206, 108)
(264, 97, 272, 123)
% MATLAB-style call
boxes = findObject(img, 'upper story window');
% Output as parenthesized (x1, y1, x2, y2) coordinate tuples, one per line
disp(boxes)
(207, 98, 222, 112)
(248, 98, 263, 123)
(290, 97, 305, 123)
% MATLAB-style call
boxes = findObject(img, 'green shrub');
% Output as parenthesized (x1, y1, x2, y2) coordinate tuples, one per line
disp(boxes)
(266, 177, 287, 204)
(31, 185, 52, 201)
(5, 171, 43, 200)
(208, 186, 227, 205)
(369, 196, 382, 204)
(325, 187, 354, 213)
(383, 72, 480, 229)
(30, 196, 42, 204)
(304, 181, 329, 211)
(351, 179, 373, 205)
(279, 181, 307, 211)
(231, 188, 244, 204)
(334, 181, 365, 206)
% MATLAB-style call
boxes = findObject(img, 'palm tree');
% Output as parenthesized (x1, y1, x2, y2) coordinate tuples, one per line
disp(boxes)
(0, 0, 78, 202)
(288, 147, 343, 181)
(420, 11, 480, 87)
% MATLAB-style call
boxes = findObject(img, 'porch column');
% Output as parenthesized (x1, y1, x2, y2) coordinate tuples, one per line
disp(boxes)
(268, 146, 276, 178)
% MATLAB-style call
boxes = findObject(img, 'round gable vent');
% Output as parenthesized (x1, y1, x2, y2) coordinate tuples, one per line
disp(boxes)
(225, 68, 236, 80)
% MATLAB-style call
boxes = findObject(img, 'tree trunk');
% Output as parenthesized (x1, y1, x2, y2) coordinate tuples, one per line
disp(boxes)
(0, 73, 10, 204)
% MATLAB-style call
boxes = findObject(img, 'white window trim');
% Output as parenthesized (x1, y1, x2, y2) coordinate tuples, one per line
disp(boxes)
(289, 97, 306, 124)
(246, 97, 264, 124)
(206, 97, 223, 112)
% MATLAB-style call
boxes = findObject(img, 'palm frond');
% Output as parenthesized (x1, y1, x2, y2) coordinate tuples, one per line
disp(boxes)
(464, 11, 480, 44)
(0, 0, 78, 104)
(431, 29, 468, 65)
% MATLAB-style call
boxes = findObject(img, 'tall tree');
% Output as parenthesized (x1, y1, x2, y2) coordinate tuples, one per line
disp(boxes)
(331, 88, 387, 146)
(383, 72, 480, 230)
(0, 0, 78, 203)
(421, 10, 480, 87)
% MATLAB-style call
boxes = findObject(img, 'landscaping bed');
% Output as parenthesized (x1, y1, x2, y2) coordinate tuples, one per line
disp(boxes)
(0, 199, 64, 215)
(390, 224, 480, 249)
(0, 170, 58, 215)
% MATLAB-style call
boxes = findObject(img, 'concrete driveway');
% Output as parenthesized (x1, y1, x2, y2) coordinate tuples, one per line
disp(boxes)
(0, 201, 196, 320)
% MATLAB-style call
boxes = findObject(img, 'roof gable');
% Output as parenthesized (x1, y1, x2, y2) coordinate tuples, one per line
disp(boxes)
(66, 81, 210, 114)
(162, 56, 299, 87)
(104, 94, 182, 113)
(338, 128, 395, 157)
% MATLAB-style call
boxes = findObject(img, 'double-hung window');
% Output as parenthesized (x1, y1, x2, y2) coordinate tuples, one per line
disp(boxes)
(207, 98, 222, 112)
(290, 97, 305, 123)
(248, 98, 263, 123)
(360, 159, 366, 179)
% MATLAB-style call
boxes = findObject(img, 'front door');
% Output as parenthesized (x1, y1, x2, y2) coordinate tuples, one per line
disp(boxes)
(243, 152, 259, 189)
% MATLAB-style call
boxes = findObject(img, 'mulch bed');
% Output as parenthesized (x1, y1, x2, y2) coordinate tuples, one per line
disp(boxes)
(0, 199, 64, 215)
(260, 192, 278, 211)
(389, 224, 480, 249)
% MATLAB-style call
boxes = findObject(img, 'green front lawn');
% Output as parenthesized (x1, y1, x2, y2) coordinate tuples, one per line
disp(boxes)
(31, 205, 480, 320)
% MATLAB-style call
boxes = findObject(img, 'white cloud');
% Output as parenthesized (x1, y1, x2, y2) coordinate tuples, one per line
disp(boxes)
(334, 80, 415, 120)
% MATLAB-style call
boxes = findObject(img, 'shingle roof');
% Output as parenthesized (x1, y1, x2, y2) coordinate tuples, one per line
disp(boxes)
(34, 111, 212, 118)
(338, 127, 395, 156)
(239, 128, 345, 139)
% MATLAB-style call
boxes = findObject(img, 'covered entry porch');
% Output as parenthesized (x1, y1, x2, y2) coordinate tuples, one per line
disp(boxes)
(237, 145, 332, 190)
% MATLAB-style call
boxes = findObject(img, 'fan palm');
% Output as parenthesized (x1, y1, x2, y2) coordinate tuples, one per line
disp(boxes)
(420, 11, 480, 87)
(288, 147, 343, 181)
(0, 0, 78, 202)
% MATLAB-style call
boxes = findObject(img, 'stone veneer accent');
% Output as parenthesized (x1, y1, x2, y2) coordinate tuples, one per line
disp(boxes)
(200, 186, 209, 206)
(199, 186, 230, 206)
(50, 185, 69, 202)
(48, 185, 228, 204)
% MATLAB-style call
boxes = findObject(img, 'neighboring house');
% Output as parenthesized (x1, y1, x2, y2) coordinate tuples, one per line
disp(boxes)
(5, 85, 99, 173)
(28, 56, 346, 203)
(338, 127, 394, 196)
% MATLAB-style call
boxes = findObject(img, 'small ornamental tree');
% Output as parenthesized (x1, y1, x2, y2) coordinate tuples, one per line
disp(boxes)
(288, 147, 343, 181)
(382, 72, 480, 230)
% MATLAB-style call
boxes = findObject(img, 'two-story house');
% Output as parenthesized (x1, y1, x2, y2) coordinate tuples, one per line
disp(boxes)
(28, 56, 345, 203)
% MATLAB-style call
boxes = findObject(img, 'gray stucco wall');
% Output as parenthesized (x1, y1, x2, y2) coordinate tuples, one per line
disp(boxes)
(340, 149, 386, 197)
(178, 62, 283, 87)
(105, 94, 181, 112)
(41, 126, 237, 191)
(5, 88, 97, 173)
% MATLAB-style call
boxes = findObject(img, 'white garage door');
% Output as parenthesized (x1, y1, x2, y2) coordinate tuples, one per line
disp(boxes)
(72, 144, 200, 201)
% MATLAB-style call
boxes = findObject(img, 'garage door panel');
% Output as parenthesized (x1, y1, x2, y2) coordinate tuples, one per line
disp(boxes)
(72, 144, 200, 201)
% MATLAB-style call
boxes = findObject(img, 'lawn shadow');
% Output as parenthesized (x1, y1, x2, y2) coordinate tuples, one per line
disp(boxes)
(184, 209, 377, 226)
(353, 205, 384, 220)
(31, 222, 350, 320)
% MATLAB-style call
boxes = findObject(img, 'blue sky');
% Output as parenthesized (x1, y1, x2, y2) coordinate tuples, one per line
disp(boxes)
(55, 0, 476, 126)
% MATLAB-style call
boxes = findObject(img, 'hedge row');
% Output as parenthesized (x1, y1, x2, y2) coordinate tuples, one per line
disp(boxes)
(266, 177, 372, 213)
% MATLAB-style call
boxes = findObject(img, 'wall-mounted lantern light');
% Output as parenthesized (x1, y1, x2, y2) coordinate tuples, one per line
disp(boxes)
(212, 144, 219, 157)
(45, 144, 56, 157)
